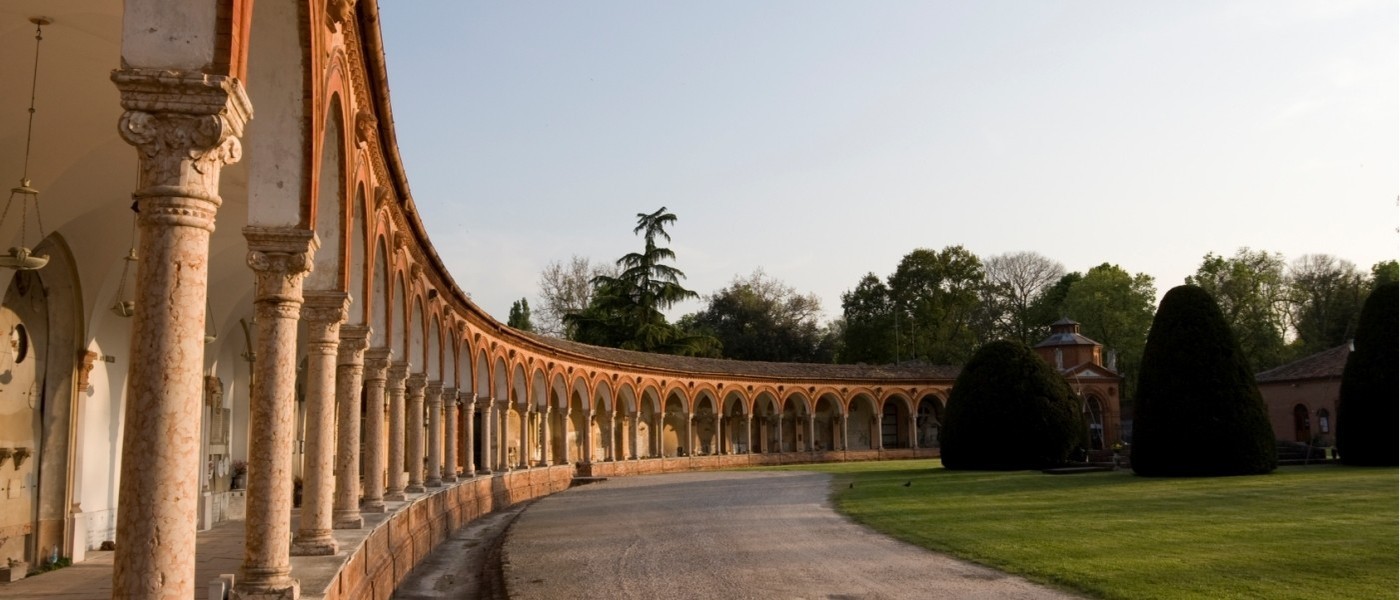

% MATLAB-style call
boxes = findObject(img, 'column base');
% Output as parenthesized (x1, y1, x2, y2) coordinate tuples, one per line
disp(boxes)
(465, 469, 478, 477)
(405, 484, 426, 493)
(384, 491, 406, 501)
(231, 578, 300, 600)
(361, 500, 387, 513)
(289, 533, 338, 556)
(477, 468, 491, 475)
(442, 474, 458, 483)
(333, 512, 363, 530)
(426, 477, 443, 488)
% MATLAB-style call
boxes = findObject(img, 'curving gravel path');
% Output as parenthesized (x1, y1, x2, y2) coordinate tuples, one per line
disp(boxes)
(502, 471, 1081, 600)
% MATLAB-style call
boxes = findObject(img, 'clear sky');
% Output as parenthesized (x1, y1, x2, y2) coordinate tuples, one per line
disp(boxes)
(378, 1, 1398, 323)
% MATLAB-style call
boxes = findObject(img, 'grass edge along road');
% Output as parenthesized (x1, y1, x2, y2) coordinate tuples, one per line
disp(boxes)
(767, 459, 1397, 600)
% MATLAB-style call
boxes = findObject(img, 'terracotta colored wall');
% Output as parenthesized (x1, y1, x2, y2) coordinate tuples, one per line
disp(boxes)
(317, 465, 574, 600)
(1259, 379, 1339, 444)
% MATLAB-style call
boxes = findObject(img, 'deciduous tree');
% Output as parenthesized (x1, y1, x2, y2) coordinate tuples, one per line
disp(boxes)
(839, 274, 895, 364)
(683, 270, 837, 363)
(1186, 248, 1290, 371)
(1287, 254, 1366, 357)
(536, 255, 614, 338)
(1060, 263, 1156, 402)
(982, 251, 1067, 345)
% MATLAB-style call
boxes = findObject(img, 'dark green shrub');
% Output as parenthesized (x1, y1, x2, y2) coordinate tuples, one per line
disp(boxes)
(1337, 282, 1398, 466)
(939, 340, 1084, 470)
(1133, 285, 1276, 476)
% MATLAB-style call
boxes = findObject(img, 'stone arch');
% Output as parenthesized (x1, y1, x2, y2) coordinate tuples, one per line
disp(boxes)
(0, 234, 82, 563)
(246, 0, 312, 228)
(567, 375, 591, 463)
(390, 272, 407, 362)
(548, 372, 570, 463)
(592, 381, 617, 461)
(407, 295, 424, 372)
(1085, 394, 1109, 450)
(781, 391, 812, 452)
(721, 390, 750, 454)
(880, 392, 914, 449)
(369, 235, 389, 348)
(306, 92, 346, 292)
(427, 314, 441, 380)
(752, 391, 781, 453)
(846, 392, 879, 451)
(636, 385, 662, 458)
(660, 387, 690, 457)
(346, 183, 367, 325)
(813, 391, 844, 452)
(692, 389, 721, 455)
(615, 383, 639, 459)
(915, 392, 946, 449)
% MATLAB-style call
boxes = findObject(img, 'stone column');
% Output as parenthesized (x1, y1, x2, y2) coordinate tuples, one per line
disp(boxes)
(874, 413, 884, 451)
(385, 362, 409, 500)
(540, 405, 552, 466)
(361, 349, 391, 512)
(683, 414, 694, 457)
(807, 414, 817, 452)
(653, 414, 663, 457)
(478, 397, 493, 474)
(839, 413, 848, 451)
(111, 70, 251, 600)
(581, 411, 593, 464)
(743, 416, 752, 454)
(333, 326, 369, 528)
(291, 293, 347, 556)
(462, 392, 477, 477)
(629, 414, 641, 459)
(232, 228, 315, 599)
(405, 374, 427, 492)
(443, 387, 458, 482)
(776, 415, 785, 453)
(517, 404, 530, 468)
(424, 381, 443, 487)
(909, 414, 919, 450)
(499, 399, 511, 469)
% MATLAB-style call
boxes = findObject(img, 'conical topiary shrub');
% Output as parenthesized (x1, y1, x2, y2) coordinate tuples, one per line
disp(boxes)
(1132, 285, 1276, 476)
(1337, 282, 1398, 466)
(939, 340, 1084, 470)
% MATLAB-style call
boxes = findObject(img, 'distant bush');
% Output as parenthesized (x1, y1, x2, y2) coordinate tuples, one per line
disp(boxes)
(1132, 285, 1276, 476)
(940, 340, 1083, 470)
(1337, 282, 1398, 466)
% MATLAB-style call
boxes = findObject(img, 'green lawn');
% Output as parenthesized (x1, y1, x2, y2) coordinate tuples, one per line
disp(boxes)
(769, 460, 1397, 599)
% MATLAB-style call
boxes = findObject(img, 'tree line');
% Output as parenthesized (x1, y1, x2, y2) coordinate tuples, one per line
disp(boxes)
(514, 208, 1396, 397)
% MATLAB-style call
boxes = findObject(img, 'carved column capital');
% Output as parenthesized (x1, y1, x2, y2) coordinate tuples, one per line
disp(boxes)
(387, 361, 410, 386)
(442, 387, 458, 404)
(245, 228, 316, 318)
(406, 373, 428, 394)
(425, 381, 443, 406)
(301, 293, 349, 354)
(338, 325, 372, 364)
(113, 69, 252, 219)
(364, 348, 392, 380)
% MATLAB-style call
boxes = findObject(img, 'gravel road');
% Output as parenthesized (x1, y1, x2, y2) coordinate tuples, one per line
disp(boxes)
(501, 471, 1080, 600)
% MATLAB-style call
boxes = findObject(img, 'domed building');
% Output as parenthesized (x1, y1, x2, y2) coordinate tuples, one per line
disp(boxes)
(1033, 319, 1124, 452)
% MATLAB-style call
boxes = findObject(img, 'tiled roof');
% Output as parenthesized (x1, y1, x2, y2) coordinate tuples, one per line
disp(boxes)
(1255, 344, 1350, 383)
(1034, 332, 1100, 348)
(517, 331, 962, 382)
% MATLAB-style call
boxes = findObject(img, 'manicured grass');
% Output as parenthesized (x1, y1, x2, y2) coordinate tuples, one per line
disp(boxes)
(768, 460, 1397, 599)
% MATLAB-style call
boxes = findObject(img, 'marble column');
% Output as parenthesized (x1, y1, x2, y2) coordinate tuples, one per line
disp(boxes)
(498, 399, 511, 470)
(625, 415, 637, 460)
(684, 414, 694, 457)
(405, 374, 427, 492)
(540, 405, 552, 466)
(385, 362, 409, 500)
(874, 414, 884, 451)
(580, 411, 593, 464)
(477, 397, 492, 474)
(462, 392, 477, 477)
(333, 325, 369, 528)
(424, 381, 444, 487)
(744, 415, 753, 454)
(839, 413, 848, 451)
(775, 415, 784, 453)
(291, 292, 348, 556)
(111, 69, 251, 600)
(807, 414, 817, 452)
(443, 387, 458, 482)
(653, 414, 662, 457)
(517, 404, 530, 469)
(361, 348, 391, 513)
(234, 227, 315, 599)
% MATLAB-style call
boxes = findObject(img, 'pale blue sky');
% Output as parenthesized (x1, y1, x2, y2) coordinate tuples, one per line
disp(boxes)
(379, 1, 1398, 323)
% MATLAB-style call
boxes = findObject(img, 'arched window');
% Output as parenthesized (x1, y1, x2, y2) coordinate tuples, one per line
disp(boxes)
(1317, 409, 1330, 434)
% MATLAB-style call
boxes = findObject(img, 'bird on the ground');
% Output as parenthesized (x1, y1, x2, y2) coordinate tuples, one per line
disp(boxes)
(902, 480, 912, 487)
(848, 482, 854, 489)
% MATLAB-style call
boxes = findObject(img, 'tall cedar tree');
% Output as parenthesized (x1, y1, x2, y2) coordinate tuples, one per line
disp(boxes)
(1336, 282, 1398, 466)
(1132, 285, 1277, 476)
(939, 340, 1084, 470)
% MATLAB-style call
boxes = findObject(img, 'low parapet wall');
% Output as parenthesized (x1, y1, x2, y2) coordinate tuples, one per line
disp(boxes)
(576, 449, 940, 478)
(310, 465, 574, 600)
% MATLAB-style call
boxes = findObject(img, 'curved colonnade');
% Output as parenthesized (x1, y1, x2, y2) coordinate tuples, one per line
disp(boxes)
(0, 2, 959, 599)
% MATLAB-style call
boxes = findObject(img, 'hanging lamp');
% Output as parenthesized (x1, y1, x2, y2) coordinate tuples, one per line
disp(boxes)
(110, 200, 138, 317)
(0, 17, 53, 271)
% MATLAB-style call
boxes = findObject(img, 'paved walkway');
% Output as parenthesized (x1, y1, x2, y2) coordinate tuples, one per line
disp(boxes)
(502, 471, 1081, 600)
